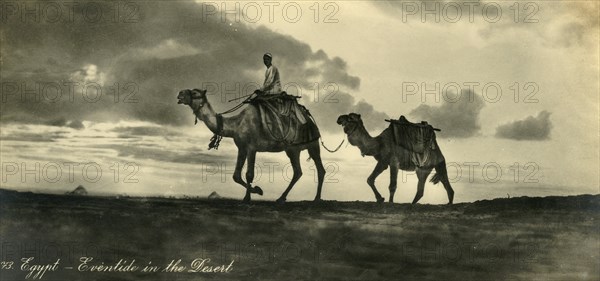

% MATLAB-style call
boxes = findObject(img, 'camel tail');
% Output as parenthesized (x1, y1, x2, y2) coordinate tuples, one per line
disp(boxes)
(430, 161, 448, 185)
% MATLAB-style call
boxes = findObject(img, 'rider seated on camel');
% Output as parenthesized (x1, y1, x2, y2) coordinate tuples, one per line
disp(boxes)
(255, 52, 282, 96)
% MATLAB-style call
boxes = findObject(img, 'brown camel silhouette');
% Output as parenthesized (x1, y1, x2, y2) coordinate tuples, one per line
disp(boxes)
(337, 113, 454, 204)
(177, 89, 326, 202)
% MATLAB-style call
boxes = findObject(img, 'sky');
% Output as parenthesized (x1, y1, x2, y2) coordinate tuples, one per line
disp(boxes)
(0, 1, 598, 203)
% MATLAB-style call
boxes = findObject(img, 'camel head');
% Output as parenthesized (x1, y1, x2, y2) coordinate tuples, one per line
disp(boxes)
(337, 113, 363, 135)
(177, 89, 208, 108)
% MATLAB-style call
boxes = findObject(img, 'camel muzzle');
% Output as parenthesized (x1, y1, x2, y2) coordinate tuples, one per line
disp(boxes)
(177, 93, 186, 104)
(337, 115, 348, 126)
(177, 89, 190, 104)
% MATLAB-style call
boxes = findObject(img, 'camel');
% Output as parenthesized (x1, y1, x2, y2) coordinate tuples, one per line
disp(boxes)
(337, 113, 454, 204)
(177, 89, 326, 203)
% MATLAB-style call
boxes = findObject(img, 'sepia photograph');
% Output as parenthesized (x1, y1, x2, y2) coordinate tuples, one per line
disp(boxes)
(0, 1, 598, 280)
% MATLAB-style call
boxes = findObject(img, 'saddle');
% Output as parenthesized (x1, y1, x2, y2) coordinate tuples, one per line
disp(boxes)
(248, 93, 320, 145)
(386, 115, 440, 167)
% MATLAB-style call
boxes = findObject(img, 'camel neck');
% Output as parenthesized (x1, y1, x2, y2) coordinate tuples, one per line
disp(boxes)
(348, 125, 379, 156)
(192, 103, 234, 138)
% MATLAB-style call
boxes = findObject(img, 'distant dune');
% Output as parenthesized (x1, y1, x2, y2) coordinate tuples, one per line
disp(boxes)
(0, 188, 598, 281)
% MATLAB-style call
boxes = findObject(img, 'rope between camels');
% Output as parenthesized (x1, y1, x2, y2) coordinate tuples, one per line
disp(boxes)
(321, 137, 345, 153)
(307, 113, 345, 153)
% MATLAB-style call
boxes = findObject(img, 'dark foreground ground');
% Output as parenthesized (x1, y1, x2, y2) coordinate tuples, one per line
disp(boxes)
(0, 189, 598, 281)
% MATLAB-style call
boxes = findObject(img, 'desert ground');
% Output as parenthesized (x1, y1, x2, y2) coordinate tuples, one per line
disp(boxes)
(0, 188, 598, 281)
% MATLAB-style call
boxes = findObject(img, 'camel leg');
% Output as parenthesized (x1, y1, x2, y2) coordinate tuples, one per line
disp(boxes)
(243, 150, 263, 202)
(441, 177, 454, 205)
(388, 164, 398, 203)
(232, 148, 250, 201)
(412, 167, 432, 204)
(245, 149, 263, 195)
(435, 162, 454, 204)
(307, 142, 325, 202)
(276, 149, 302, 203)
(367, 161, 388, 203)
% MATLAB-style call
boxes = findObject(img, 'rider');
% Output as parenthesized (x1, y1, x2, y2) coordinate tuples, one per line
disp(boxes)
(256, 53, 282, 96)
(253, 52, 307, 125)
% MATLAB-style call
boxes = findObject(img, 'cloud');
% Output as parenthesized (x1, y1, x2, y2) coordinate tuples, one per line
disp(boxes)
(354, 99, 390, 131)
(317, 54, 361, 90)
(70, 64, 106, 85)
(111, 126, 183, 138)
(477, 2, 599, 49)
(409, 90, 485, 138)
(0, 116, 86, 130)
(96, 144, 231, 165)
(371, 1, 599, 49)
(67, 120, 85, 130)
(0, 1, 383, 133)
(46, 118, 69, 127)
(136, 39, 202, 60)
(300, 90, 390, 133)
(0, 131, 67, 142)
(495, 111, 552, 141)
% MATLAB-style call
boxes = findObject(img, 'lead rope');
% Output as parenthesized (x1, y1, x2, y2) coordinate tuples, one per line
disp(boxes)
(208, 134, 223, 150)
(307, 113, 345, 153)
(219, 96, 252, 115)
(208, 114, 224, 150)
(321, 137, 345, 153)
(193, 96, 250, 125)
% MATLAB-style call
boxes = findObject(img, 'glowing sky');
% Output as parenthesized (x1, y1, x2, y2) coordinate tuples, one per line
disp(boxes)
(1, 1, 598, 203)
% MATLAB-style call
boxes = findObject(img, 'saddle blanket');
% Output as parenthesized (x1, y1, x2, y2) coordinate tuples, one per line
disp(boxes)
(250, 94, 320, 145)
(387, 115, 439, 167)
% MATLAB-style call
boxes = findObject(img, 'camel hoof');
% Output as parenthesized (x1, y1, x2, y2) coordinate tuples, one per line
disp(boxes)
(313, 198, 323, 203)
(276, 197, 286, 204)
(377, 197, 385, 204)
(252, 186, 263, 196)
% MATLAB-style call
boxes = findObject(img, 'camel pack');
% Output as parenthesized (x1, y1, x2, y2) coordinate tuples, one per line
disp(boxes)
(248, 93, 320, 145)
(387, 116, 440, 167)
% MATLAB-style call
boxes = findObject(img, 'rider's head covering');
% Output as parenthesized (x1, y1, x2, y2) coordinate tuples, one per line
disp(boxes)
(263, 52, 272, 59)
